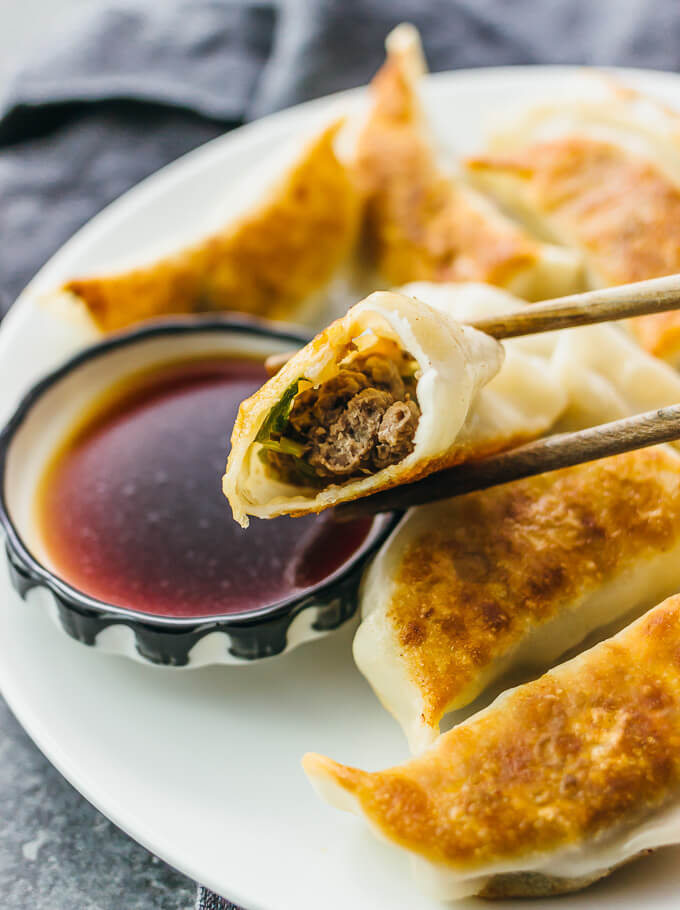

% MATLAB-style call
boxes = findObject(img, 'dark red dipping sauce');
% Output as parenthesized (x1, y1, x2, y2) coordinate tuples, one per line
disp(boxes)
(37, 357, 373, 618)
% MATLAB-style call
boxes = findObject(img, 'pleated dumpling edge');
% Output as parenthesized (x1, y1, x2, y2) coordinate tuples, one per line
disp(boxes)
(307, 593, 680, 900)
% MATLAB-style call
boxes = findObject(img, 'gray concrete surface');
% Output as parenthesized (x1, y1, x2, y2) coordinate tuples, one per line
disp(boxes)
(0, 697, 196, 908)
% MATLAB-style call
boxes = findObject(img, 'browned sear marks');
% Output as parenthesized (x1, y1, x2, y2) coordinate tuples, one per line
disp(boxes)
(468, 137, 680, 358)
(388, 447, 680, 726)
(65, 123, 361, 332)
(305, 593, 680, 868)
(355, 51, 539, 289)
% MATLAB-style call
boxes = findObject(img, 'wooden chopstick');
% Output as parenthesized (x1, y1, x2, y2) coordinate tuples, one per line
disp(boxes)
(470, 274, 680, 339)
(334, 404, 680, 520)
(265, 274, 680, 375)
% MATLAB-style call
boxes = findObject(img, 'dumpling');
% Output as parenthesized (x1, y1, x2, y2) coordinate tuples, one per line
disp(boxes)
(465, 79, 680, 361)
(550, 317, 680, 430)
(223, 290, 501, 526)
(222, 288, 569, 527)
(355, 445, 680, 751)
(61, 121, 362, 332)
(305, 593, 680, 900)
(355, 25, 584, 300)
(402, 280, 680, 431)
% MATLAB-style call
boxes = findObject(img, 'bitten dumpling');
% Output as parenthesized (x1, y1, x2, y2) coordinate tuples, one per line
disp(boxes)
(355, 24, 584, 300)
(355, 446, 680, 751)
(465, 79, 680, 361)
(305, 593, 680, 900)
(222, 288, 572, 527)
(223, 290, 506, 526)
(61, 121, 362, 332)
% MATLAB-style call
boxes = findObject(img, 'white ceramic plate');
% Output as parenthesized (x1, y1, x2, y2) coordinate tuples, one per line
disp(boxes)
(3, 67, 680, 910)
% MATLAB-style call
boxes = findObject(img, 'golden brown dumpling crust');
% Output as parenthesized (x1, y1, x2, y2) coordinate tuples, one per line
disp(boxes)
(356, 52, 539, 288)
(468, 138, 680, 358)
(305, 593, 680, 868)
(388, 446, 680, 726)
(65, 122, 361, 332)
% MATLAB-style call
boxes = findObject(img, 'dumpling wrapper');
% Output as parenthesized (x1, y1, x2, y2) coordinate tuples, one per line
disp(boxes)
(398, 283, 573, 453)
(223, 290, 508, 526)
(355, 24, 584, 300)
(355, 445, 680, 752)
(465, 79, 680, 361)
(305, 593, 680, 900)
(401, 280, 680, 431)
(61, 121, 362, 332)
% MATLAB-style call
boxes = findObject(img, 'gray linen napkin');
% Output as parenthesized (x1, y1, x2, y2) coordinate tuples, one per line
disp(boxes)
(3, 2, 680, 908)
(0, 0, 275, 316)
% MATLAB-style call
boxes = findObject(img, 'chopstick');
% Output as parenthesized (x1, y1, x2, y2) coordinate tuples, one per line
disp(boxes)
(334, 404, 680, 520)
(265, 274, 680, 375)
(469, 273, 680, 338)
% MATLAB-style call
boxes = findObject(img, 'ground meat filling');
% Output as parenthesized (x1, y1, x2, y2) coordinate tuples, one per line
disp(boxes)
(267, 353, 420, 484)
(309, 387, 393, 476)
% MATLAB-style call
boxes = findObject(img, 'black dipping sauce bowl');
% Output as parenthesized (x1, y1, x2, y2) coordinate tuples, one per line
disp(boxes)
(0, 316, 396, 667)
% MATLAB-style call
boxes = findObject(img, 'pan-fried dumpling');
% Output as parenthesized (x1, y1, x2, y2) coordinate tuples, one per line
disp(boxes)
(61, 121, 362, 332)
(224, 290, 501, 526)
(356, 25, 584, 300)
(465, 80, 680, 361)
(222, 288, 569, 527)
(355, 446, 680, 751)
(402, 280, 680, 431)
(305, 593, 680, 900)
